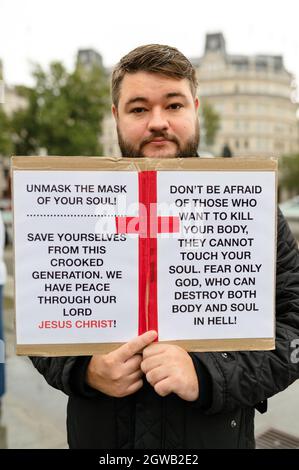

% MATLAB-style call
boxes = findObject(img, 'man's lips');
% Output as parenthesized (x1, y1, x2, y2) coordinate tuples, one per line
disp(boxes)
(140, 136, 178, 151)
(146, 138, 173, 145)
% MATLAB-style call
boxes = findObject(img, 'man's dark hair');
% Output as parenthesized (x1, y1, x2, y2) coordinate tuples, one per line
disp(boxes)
(111, 44, 198, 107)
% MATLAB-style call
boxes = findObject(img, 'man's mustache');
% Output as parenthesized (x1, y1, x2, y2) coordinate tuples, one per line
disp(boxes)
(140, 132, 179, 148)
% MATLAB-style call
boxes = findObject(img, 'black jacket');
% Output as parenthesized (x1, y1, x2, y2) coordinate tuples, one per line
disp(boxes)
(31, 209, 299, 449)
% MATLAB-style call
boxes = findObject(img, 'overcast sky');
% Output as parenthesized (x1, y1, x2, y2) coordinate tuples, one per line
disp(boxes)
(1, 0, 299, 90)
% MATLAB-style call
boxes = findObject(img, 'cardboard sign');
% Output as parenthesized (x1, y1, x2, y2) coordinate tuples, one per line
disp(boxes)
(12, 156, 277, 355)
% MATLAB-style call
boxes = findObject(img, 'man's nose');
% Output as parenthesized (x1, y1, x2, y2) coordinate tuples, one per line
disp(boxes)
(147, 109, 169, 132)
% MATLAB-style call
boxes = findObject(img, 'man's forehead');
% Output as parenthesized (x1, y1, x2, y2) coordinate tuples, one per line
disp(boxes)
(119, 71, 191, 101)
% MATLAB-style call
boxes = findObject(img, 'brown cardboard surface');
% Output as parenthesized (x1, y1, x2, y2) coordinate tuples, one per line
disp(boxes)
(12, 155, 277, 172)
(12, 156, 277, 355)
(16, 338, 274, 356)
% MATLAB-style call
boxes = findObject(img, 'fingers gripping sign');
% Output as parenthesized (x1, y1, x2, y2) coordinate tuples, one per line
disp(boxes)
(86, 330, 157, 398)
(118, 330, 158, 362)
(141, 343, 200, 402)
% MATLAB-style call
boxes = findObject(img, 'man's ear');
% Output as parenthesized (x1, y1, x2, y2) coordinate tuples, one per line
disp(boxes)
(195, 97, 199, 111)
(112, 104, 118, 122)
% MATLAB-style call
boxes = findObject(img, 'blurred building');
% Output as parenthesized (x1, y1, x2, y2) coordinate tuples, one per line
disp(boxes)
(193, 33, 299, 157)
(100, 114, 120, 157)
(77, 49, 103, 72)
(0, 60, 27, 201)
(0, 59, 27, 118)
(1, 86, 27, 117)
(101, 33, 299, 158)
(76, 49, 114, 156)
(0, 61, 4, 104)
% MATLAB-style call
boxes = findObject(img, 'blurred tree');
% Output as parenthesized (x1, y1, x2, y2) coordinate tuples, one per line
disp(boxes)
(280, 153, 299, 193)
(0, 107, 13, 156)
(201, 102, 220, 147)
(12, 61, 110, 156)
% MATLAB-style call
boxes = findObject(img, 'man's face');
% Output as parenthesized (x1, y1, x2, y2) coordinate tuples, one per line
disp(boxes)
(112, 72, 200, 158)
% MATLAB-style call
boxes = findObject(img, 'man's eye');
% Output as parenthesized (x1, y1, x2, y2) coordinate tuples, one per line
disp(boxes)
(168, 103, 183, 110)
(130, 107, 147, 113)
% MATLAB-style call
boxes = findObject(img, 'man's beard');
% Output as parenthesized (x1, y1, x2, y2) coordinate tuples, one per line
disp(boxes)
(116, 122, 200, 158)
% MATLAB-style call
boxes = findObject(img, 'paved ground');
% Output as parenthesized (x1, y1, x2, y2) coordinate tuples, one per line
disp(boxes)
(0, 247, 68, 448)
(1, 292, 67, 449)
(1, 247, 299, 449)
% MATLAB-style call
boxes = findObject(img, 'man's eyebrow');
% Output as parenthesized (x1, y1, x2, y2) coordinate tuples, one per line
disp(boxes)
(125, 97, 148, 106)
(165, 92, 187, 99)
(125, 92, 188, 107)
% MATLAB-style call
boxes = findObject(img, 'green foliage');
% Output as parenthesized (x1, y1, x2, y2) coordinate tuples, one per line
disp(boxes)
(201, 102, 220, 146)
(11, 61, 110, 156)
(280, 153, 299, 193)
(0, 107, 13, 156)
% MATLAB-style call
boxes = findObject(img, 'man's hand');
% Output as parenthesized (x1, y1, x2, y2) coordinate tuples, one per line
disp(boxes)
(86, 330, 157, 398)
(141, 343, 199, 401)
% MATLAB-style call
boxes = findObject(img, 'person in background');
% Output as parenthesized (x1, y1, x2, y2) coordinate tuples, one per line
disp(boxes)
(221, 143, 233, 158)
(0, 211, 7, 418)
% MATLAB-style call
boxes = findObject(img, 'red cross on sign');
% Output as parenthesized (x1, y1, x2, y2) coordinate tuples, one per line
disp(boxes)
(115, 171, 180, 338)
